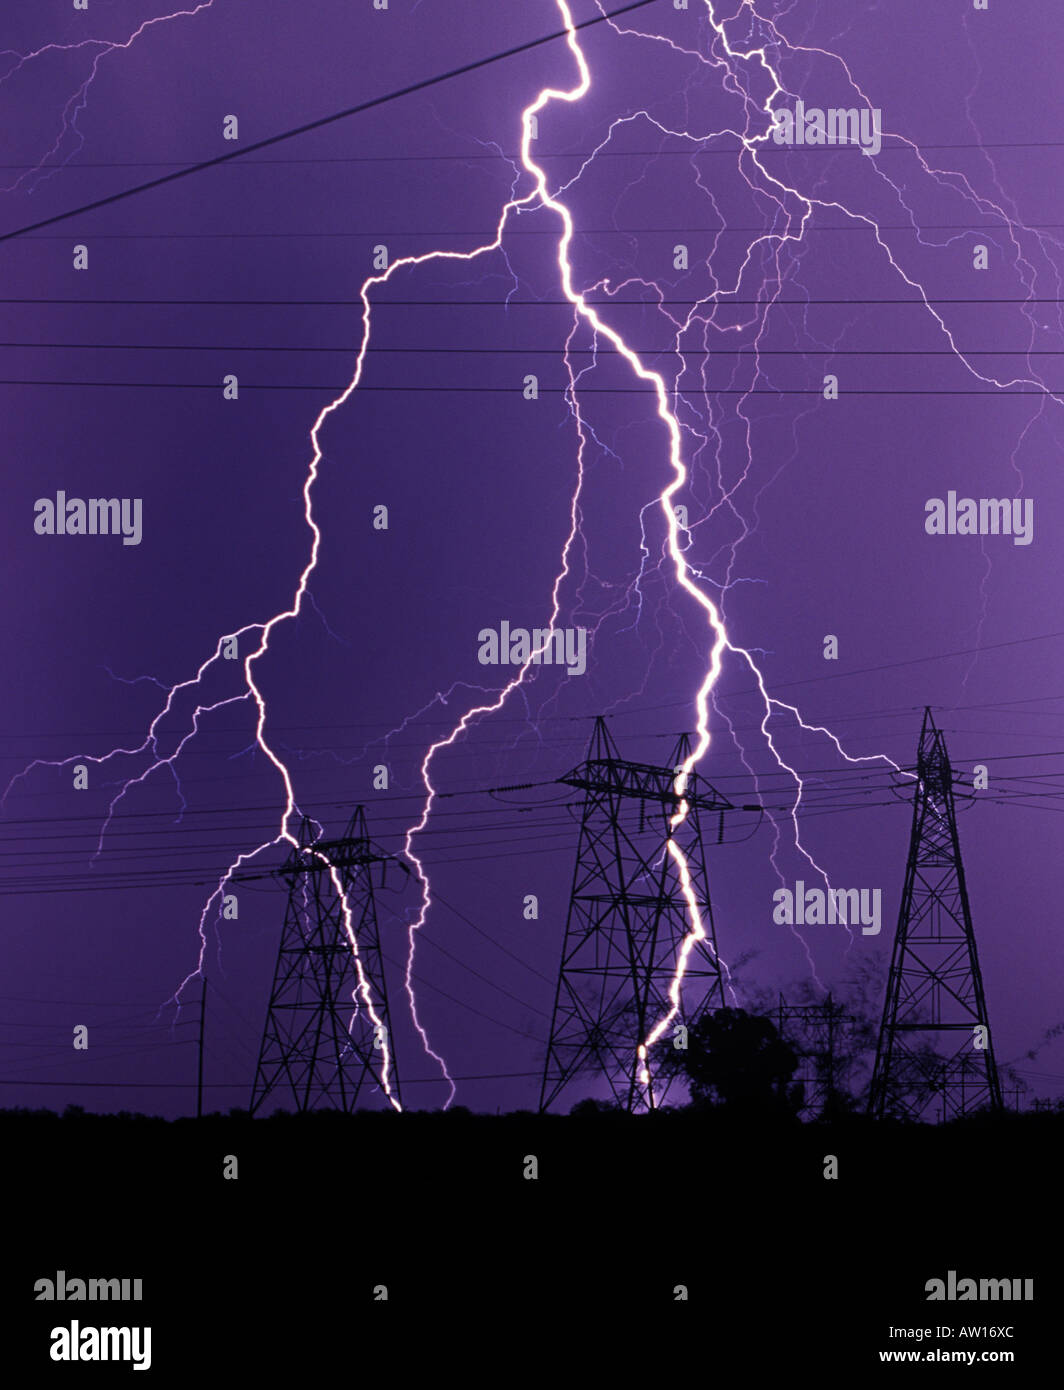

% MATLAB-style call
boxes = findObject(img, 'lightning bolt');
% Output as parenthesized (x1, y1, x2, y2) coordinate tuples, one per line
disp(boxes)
(464, 0, 1057, 1103)
(2, 4, 216, 195)
(597, 0, 1060, 1098)
(2, 4, 625, 1112)
(6, 0, 1057, 1117)
(368, 1, 912, 1107)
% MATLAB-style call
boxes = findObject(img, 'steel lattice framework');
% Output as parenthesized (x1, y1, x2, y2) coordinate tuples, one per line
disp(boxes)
(250, 808, 401, 1114)
(869, 708, 1002, 1121)
(776, 993, 851, 1119)
(540, 717, 732, 1113)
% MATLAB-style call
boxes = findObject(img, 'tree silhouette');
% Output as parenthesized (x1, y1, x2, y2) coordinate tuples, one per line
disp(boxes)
(678, 1008, 799, 1114)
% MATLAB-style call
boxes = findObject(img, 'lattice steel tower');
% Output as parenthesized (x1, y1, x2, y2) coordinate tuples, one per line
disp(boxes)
(540, 717, 732, 1113)
(251, 808, 401, 1114)
(869, 708, 1002, 1120)
(776, 993, 850, 1119)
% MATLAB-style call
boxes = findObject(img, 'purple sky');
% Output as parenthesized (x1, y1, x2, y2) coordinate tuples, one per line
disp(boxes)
(1, 0, 1062, 1117)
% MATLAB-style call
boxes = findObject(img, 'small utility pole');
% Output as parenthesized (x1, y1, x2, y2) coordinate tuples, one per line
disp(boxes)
(196, 974, 207, 1119)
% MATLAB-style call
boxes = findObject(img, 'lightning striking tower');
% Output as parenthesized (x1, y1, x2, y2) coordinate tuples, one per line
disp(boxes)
(869, 709, 1002, 1121)
(540, 718, 731, 1113)
(250, 808, 401, 1114)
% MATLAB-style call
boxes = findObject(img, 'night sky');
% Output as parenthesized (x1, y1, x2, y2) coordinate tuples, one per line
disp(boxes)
(2, 0, 1062, 1119)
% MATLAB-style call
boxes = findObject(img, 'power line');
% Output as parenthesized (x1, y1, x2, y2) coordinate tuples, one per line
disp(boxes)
(2, 295, 1061, 306)
(2, 341, 1058, 356)
(0, 689, 1061, 750)
(0, 1070, 543, 1089)
(3, 772, 1063, 893)
(0, 810, 578, 853)
(7, 138, 1064, 177)
(0, 0, 661, 245)
(420, 884, 556, 988)
(408, 927, 551, 1020)
(379, 945, 543, 1044)
(13, 221, 1064, 238)
(2, 380, 1056, 396)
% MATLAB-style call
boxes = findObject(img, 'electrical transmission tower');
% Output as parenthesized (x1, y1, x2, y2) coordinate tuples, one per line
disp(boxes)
(869, 708, 1002, 1121)
(776, 993, 850, 1119)
(540, 717, 733, 1113)
(250, 808, 402, 1114)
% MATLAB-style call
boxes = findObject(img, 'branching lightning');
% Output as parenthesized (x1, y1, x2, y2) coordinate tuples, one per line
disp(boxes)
(5, 0, 1059, 1114)
(2, 4, 216, 195)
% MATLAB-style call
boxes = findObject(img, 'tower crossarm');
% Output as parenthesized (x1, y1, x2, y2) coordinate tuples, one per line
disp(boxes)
(560, 757, 734, 814)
